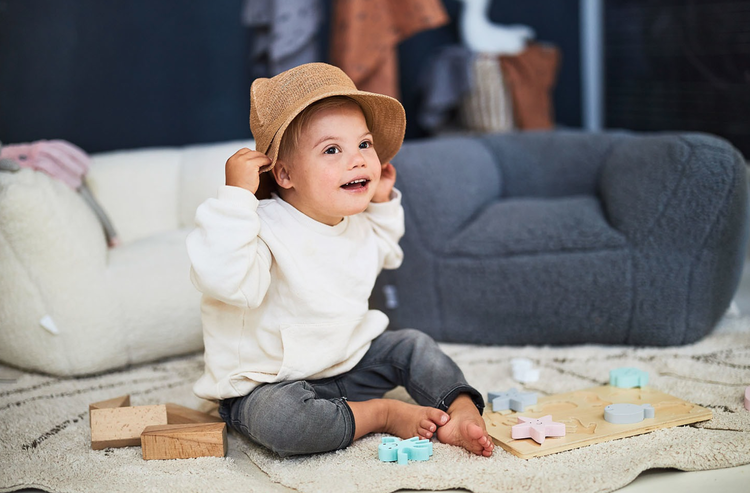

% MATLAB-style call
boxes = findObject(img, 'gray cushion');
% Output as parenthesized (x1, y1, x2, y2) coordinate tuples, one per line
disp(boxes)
(444, 196, 626, 256)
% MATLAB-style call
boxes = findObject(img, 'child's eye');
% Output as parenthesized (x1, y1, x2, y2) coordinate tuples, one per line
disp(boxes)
(359, 140, 373, 149)
(324, 146, 340, 154)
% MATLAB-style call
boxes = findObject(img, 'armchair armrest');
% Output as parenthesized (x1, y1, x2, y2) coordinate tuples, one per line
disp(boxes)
(599, 133, 747, 246)
(599, 132, 748, 343)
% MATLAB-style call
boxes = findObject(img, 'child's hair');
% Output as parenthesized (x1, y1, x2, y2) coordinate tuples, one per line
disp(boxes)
(277, 96, 368, 162)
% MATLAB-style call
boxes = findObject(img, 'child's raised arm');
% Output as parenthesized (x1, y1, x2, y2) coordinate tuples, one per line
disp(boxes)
(187, 152, 273, 307)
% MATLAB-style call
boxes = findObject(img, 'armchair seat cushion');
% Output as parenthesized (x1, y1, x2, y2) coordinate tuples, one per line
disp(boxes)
(444, 196, 627, 257)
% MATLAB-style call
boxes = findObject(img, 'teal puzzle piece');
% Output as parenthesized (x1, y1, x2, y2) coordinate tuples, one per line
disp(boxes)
(609, 367, 649, 388)
(378, 436, 433, 465)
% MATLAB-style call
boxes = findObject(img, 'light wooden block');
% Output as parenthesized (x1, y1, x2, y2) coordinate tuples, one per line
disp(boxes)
(89, 394, 130, 421)
(141, 423, 227, 460)
(89, 394, 131, 411)
(484, 385, 712, 459)
(165, 403, 223, 424)
(90, 404, 168, 450)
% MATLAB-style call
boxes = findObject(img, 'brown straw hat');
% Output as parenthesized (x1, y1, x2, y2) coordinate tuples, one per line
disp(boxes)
(250, 62, 406, 182)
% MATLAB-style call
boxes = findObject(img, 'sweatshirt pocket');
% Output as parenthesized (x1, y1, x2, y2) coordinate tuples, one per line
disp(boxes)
(276, 319, 362, 382)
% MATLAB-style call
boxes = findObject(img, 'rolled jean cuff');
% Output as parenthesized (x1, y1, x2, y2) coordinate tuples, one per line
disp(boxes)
(437, 385, 485, 415)
(338, 398, 357, 450)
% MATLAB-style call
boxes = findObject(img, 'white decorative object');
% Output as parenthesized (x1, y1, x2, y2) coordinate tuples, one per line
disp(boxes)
(511, 357, 540, 383)
(455, 0, 535, 55)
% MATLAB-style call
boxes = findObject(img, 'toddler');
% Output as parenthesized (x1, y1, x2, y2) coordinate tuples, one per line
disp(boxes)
(187, 63, 493, 458)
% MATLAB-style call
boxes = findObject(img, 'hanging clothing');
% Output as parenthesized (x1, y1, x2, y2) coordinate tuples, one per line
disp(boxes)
(242, 0, 322, 77)
(499, 43, 561, 130)
(417, 44, 475, 132)
(330, 0, 449, 99)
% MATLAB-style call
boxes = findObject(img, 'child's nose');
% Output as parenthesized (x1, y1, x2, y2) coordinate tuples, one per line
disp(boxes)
(350, 150, 367, 169)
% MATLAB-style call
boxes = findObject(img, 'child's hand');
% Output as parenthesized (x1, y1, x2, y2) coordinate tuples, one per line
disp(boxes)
(225, 148, 272, 193)
(372, 162, 396, 203)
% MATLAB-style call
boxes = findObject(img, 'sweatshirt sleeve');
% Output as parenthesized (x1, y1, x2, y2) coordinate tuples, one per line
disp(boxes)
(363, 188, 405, 270)
(186, 185, 272, 308)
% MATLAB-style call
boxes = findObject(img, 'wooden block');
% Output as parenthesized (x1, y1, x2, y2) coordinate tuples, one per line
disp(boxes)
(89, 394, 130, 422)
(165, 403, 224, 424)
(484, 385, 712, 459)
(90, 404, 168, 450)
(89, 394, 131, 411)
(141, 423, 227, 460)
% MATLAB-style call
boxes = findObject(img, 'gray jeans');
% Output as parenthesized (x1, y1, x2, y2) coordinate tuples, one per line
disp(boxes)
(219, 328, 484, 457)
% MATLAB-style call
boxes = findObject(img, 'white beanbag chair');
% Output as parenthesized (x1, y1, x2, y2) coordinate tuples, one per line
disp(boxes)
(0, 140, 253, 376)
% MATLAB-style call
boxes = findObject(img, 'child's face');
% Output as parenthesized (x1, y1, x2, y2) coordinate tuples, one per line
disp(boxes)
(275, 102, 382, 226)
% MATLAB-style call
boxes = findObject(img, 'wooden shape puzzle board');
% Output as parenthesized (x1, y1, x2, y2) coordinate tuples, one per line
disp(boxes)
(483, 385, 712, 459)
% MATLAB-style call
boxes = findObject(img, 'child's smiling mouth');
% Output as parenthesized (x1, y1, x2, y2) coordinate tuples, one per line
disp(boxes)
(340, 178, 370, 191)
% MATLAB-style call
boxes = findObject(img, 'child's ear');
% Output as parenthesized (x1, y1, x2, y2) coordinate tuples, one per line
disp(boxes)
(272, 160, 293, 190)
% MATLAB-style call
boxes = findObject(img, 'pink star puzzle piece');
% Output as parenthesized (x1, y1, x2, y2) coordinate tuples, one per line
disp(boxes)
(511, 415, 566, 444)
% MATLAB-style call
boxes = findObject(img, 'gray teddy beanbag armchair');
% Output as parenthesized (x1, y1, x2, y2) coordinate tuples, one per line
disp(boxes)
(374, 130, 749, 347)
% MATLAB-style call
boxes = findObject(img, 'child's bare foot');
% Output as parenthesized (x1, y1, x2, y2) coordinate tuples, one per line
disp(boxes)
(348, 399, 449, 441)
(384, 400, 450, 440)
(436, 394, 494, 457)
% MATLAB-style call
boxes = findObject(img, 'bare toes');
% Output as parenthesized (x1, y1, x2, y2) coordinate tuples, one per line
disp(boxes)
(428, 408, 449, 426)
(421, 415, 442, 438)
(421, 419, 438, 433)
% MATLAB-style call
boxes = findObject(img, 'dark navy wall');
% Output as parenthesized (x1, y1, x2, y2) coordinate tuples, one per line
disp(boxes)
(604, 0, 750, 157)
(0, 0, 252, 153)
(0, 0, 581, 153)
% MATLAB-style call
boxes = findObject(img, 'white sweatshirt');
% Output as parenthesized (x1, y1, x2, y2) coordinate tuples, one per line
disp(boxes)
(186, 186, 404, 401)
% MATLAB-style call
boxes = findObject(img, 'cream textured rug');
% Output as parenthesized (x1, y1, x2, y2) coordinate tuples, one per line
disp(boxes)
(1, 316, 749, 493)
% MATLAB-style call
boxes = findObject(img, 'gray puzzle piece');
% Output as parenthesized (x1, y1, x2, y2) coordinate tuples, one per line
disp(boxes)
(604, 403, 655, 424)
(488, 388, 537, 412)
